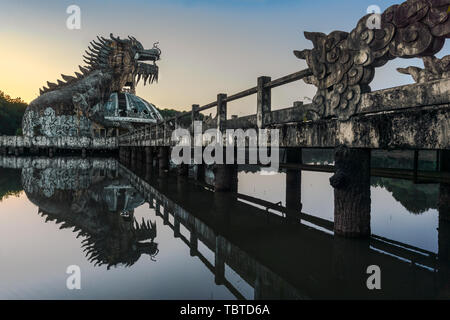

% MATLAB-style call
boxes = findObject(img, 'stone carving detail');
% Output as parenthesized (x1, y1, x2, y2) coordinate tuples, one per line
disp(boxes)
(23, 107, 91, 137)
(397, 55, 450, 82)
(295, 0, 450, 120)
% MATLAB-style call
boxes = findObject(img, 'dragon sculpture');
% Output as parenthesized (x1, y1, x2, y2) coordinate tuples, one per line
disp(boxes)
(294, 0, 450, 120)
(23, 34, 161, 137)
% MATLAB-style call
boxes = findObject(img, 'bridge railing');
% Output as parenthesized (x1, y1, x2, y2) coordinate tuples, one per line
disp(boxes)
(118, 68, 313, 145)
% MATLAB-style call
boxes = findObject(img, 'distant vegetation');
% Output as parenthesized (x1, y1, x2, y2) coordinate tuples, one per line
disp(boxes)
(0, 91, 27, 136)
(158, 108, 181, 119)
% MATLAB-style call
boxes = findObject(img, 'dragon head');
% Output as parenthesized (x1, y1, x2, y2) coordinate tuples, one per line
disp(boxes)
(83, 33, 161, 92)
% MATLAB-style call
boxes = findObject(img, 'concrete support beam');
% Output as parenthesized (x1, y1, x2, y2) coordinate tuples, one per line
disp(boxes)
(330, 146, 371, 237)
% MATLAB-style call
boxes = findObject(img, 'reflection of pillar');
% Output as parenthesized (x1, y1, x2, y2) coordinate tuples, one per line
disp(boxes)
(163, 207, 169, 225)
(131, 147, 137, 164)
(214, 164, 238, 192)
(330, 146, 371, 237)
(174, 212, 180, 238)
(137, 147, 143, 164)
(190, 230, 198, 257)
(439, 183, 450, 262)
(178, 164, 189, 176)
(158, 147, 169, 172)
(195, 164, 205, 182)
(286, 148, 302, 220)
(439, 150, 450, 172)
(145, 162, 152, 181)
(149, 194, 154, 209)
(155, 201, 161, 216)
(439, 151, 450, 261)
(215, 235, 225, 285)
(286, 170, 302, 221)
(145, 147, 153, 165)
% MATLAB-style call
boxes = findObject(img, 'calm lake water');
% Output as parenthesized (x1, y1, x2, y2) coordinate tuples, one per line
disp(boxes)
(0, 151, 449, 299)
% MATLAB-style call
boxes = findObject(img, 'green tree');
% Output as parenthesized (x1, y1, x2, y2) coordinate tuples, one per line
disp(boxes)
(0, 91, 27, 136)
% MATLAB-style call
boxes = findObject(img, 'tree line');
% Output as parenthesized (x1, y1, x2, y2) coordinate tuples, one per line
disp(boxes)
(0, 89, 184, 136)
(0, 91, 27, 135)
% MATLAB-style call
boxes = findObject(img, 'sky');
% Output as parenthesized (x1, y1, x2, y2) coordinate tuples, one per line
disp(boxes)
(0, 0, 449, 117)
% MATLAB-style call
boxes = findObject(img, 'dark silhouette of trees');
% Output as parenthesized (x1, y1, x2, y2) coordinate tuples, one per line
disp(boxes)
(0, 91, 27, 136)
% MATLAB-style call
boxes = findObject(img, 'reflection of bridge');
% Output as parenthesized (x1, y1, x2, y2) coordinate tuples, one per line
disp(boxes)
(120, 163, 450, 299)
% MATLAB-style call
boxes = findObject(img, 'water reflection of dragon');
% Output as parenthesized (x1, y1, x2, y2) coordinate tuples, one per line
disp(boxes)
(23, 163, 159, 269)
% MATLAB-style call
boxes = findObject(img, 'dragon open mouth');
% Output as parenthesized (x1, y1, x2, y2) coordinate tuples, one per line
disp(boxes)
(135, 45, 161, 85)
(136, 62, 159, 85)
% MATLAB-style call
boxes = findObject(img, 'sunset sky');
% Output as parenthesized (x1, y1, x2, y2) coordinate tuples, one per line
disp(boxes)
(1, 0, 449, 117)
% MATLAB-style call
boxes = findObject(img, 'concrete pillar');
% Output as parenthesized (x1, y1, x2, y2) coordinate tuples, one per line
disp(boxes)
(330, 146, 371, 237)
(257, 76, 272, 129)
(81, 148, 87, 158)
(215, 235, 225, 285)
(48, 148, 54, 158)
(214, 164, 238, 192)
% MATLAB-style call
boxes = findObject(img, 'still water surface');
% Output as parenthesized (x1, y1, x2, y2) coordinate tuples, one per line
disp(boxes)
(0, 153, 447, 299)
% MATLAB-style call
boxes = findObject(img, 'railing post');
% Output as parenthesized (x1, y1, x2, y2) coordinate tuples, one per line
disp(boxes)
(217, 94, 227, 136)
(191, 104, 199, 135)
(257, 76, 271, 128)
